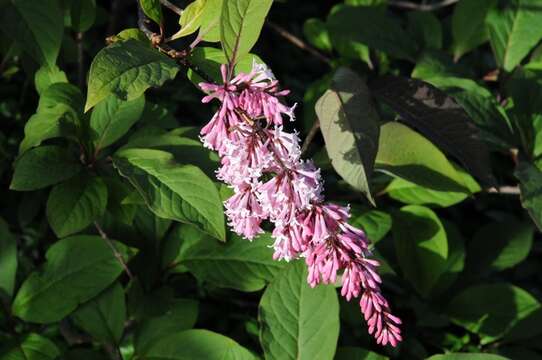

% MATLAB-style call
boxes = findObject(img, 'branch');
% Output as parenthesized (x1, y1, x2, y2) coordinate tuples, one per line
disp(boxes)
(265, 21, 332, 66)
(160, 0, 183, 16)
(488, 186, 521, 195)
(388, 0, 459, 11)
(301, 119, 321, 155)
(76, 32, 85, 90)
(94, 221, 135, 281)
(136, 0, 215, 83)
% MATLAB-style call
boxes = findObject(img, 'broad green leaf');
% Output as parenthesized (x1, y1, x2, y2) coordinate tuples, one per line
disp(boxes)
(109, 28, 150, 44)
(10, 145, 82, 191)
(20, 83, 83, 154)
(385, 165, 480, 207)
(376, 122, 469, 193)
(144, 329, 255, 360)
(431, 221, 465, 296)
(1, 333, 60, 360)
(187, 46, 264, 84)
(427, 354, 510, 360)
(72, 282, 126, 344)
(327, 5, 418, 61)
(69, 0, 96, 32)
(407, 11, 442, 50)
(171, 0, 206, 40)
(516, 162, 542, 231)
(113, 148, 225, 240)
(0, 218, 17, 297)
(467, 220, 534, 274)
(486, 0, 542, 72)
(344, 0, 388, 6)
(176, 225, 284, 291)
(46, 175, 108, 238)
(85, 39, 179, 112)
(140, 0, 162, 25)
(134, 298, 198, 355)
(34, 65, 68, 95)
(452, 0, 496, 60)
(12, 235, 135, 323)
(198, 0, 224, 42)
(220, 0, 273, 67)
(90, 95, 145, 151)
(371, 76, 495, 187)
(335, 347, 388, 360)
(303, 18, 332, 52)
(349, 208, 391, 243)
(0, 0, 63, 67)
(259, 261, 340, 360)
(447, 283, 541, 344)
(393, 205, 448, 297)
(505, 307, 542, 342)
(316, 67, 380, 204)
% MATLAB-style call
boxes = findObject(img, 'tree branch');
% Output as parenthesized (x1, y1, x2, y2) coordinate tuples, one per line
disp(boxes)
(301, 119, 321, 155)
(388, 0, 459, 11)
(94, 221, 135, 281)
(265, 21, 332, 66)
(160, 0, 183, 16)
(136, 0, 215, 83)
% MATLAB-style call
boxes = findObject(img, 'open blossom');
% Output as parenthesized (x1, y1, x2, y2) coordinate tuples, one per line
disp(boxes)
(198, 62, 401, 346)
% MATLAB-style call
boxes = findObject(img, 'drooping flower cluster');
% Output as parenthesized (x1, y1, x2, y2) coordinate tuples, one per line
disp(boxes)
(198, 63, 402, 346)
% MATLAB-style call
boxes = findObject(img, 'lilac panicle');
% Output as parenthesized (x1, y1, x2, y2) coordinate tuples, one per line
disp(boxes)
(198, 62, 402, 346)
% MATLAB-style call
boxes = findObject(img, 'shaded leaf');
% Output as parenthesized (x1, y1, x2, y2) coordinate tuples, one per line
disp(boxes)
(335, 347, 388, 360)
(259, 261, 339, 360)
(316, 67, 380, 204)
(0, 218, 17, 297)
(140, 0, 162, 25)
(69, 0, 96, 32)
(1, 333, 60, 360)
(371, 76, 495, 187)
(452, 0, 496, 60)
(427, 354, 510, 360)
(515, 162, 542, 231)
(12, 235, 135, 323)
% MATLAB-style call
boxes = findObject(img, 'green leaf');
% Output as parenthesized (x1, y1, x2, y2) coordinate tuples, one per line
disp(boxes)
(486, 0, 542, 72)
(90, 95, 145, 151)
(344, 0, 388, 6)
(220, 0, 273, 67)
(72, 282, 126, 344)
(335, 347, 388, 360)
(385, 165, 481, 207)
(376, 122, 470, 193)
(171, 0, 206, 40)
(69, 0, 96, 32)
(20, 83, 83, 154)
(259, 260, 340, 360)
(12, 235, 135, 323)
(10, 145, 82, 191)
(431, 221, 465, 296)
(447, 283, 541, 344)
(0, 0, 63, 67)
(516, 162, 542, 231)
(327, 5, 418, 61)
(175, 225, 284, 291)
(34, 65, 68, 95)
(113, 148, 225, 240)
(144, 329, 255, 360)
(393, 205, 448, 296)
(349, 208, 392, 243)
(303, 18, 332, 52)
(1, 333, 60, 360)
(187, 46, 264, 84)
(85, 39, 179, 112)
(452, 0, 496, 60)
(467, 220, 534, 274)
(140, 0, 162, 25)
(198, 0, 224, 42)
(46, 175, 108, 238)
(371, 76, 495, 187)
(134, 298, 198, 355)
(407, 11, 442, 50)
(0, 218, 17, 297)
(316, 67, 380, 204)
(427, 354, 510, 360)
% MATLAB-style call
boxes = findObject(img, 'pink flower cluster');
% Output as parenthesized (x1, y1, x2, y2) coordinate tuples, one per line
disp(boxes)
(198, 63, 402, 346)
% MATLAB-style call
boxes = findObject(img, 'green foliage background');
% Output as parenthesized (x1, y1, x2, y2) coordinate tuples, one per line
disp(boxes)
(0, 0, 541, 359)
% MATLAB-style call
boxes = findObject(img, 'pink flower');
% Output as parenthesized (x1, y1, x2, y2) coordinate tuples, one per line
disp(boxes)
(198, 62, 402, 347)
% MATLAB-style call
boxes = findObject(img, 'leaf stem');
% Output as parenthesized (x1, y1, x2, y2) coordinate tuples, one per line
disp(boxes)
(160, 0, 183, 16)
(94, 221, 135, 282)
(301, 119, 321, 155)
(265, 21, 332, 66)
